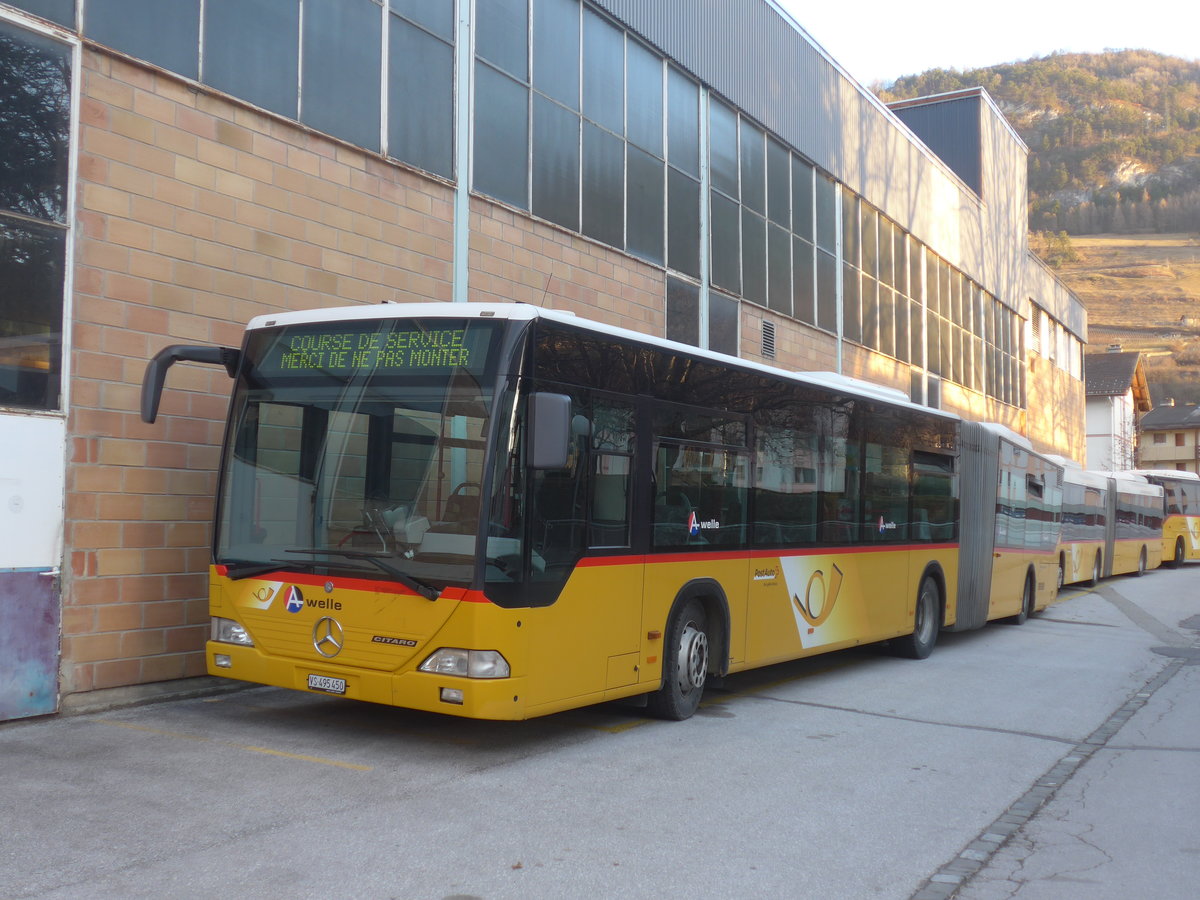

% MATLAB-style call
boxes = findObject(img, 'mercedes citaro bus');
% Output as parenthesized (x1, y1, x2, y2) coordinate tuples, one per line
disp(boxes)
(142, 302, 1069, 720)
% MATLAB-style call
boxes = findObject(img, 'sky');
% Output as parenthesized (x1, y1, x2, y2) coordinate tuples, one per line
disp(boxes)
(775, 0, 1200, 86)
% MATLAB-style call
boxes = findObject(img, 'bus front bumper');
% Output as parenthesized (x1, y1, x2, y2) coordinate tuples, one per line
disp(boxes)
(207, 642, 528, 720)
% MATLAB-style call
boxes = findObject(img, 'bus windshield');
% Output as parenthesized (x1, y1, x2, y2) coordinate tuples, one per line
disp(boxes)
(215, 318, 506, 593)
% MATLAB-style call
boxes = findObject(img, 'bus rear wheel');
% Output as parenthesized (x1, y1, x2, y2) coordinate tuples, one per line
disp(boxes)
(1086, 552, 1102, 587)
(1135, 547, 1147, 577)
(1007, 572, 1034, 625)
(646, 599, 709, 720)
(891, 575, 939, 659)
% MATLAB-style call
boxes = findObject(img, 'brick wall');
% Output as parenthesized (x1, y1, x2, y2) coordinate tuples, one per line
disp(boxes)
(467, 198, 665, 331)
(64, 49, 456, 695)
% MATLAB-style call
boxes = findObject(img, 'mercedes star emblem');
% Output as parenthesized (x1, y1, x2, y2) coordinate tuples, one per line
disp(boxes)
(312, 616, 344, 658)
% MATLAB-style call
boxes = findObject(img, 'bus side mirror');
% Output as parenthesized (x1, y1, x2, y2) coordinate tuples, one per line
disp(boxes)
(141, 344, 241, 423)
(529, 392, 572, 469)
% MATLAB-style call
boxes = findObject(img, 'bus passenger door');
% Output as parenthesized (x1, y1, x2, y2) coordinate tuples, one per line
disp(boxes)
(521, 395, 645, 707)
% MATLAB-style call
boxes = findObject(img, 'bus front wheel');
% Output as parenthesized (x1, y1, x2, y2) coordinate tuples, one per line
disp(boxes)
(1086, 552, 1102, 587)
(892, 574, 939, 659)
(1171, 537, 1185, 567)
(646, 599, 709, 720)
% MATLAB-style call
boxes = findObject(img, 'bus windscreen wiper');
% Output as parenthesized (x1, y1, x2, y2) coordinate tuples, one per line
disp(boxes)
(222, 560, 306, 581)
(284, 548, 441, 601)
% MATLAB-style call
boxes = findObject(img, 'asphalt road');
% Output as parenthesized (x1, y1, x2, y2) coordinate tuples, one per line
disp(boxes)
(2, 564, 1197, 900)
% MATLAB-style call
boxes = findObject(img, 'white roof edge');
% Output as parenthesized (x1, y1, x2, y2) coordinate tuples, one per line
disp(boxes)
(1125, 468, 1200, 483)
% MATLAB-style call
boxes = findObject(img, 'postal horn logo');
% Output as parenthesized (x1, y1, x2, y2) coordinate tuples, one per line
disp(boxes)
(793, 563, 844, 628)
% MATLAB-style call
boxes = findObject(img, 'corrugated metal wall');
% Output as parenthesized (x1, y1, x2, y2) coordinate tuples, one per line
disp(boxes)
(891, 97, 984, 198)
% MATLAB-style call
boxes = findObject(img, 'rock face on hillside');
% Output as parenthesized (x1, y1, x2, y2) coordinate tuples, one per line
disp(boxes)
(879, 51, 1200, 236)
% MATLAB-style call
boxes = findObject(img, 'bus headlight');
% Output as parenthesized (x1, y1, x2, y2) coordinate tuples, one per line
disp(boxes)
(212, 617, 255, 647)
(418, 648, 510, 679)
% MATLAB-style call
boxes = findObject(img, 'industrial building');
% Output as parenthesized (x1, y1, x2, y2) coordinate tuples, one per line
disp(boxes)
(0, 0, 1087, 719)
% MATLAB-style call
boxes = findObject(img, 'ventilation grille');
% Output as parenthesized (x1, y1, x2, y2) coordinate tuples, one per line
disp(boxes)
(761, 320, 776, 358)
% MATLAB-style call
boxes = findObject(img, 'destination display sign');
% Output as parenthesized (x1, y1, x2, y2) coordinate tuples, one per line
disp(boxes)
(253, 320, 499, 378)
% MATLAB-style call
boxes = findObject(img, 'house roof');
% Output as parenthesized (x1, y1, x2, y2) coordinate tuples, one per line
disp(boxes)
(1140, 403, 1200, 431)
(1084, 350, 1152, 410)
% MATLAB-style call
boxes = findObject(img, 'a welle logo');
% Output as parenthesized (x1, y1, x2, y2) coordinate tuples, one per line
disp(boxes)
(284, 586, 342, 613)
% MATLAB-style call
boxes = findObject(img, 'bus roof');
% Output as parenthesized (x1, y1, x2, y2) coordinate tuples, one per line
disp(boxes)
(1126, 469, 1200, 484)
(1061, 466, 1109, 491)
(244, 302, 961, 422)
(1110, 471, 1164, 499)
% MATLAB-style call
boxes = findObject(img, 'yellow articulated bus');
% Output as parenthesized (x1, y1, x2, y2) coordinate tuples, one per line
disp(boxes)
(142, 303, 1057, 721)
(1056, 466, 1163, 587)
(1132, 470, 1200, 567)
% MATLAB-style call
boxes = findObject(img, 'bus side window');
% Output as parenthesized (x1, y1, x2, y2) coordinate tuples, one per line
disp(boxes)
(912, 451, 955, 542)
(589, 399, 635, 549)
(590, 454, 631, 547)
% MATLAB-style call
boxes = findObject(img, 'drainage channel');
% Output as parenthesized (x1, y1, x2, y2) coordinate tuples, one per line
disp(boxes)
(908, 654, 1190, 900)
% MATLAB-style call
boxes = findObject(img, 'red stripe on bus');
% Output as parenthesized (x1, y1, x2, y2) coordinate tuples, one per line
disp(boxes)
(577, 543, 960, 567)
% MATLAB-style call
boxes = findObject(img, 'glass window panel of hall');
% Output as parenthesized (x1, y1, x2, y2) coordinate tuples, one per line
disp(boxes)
(767, 138, 789, 228)
(708, 97, 738, 198)
(477, 0, 528, 80)
(710, 190, 741, 295)
(792, 156, 814, 243)
(626, 144, 664, 264)
(0, 22, 70, 224)
(301, 0, 382, 151)
(793, 235, 815, 325)
(879, 217, 894, 287)
(86, 0, 199, 79)
(533, 0, 580, 109)
(667, 66, 699, 176)
(0, 21, 70, 411)
(841, 192, 859, 268)
(205, 0, 299, 119)
(0, 219, 65, 409)
(816, 249, 837, 333)
(667, 167, 700, 279)
(814, 173, 836, 254)
(390, 0, 454, 40)
(582, 10, 624, 135)
(741, 208, 767, 306)
(861, 204, 879, 278)
(474, 63, 530, 210)
(532, 95, 580, 230)
(582, 121, 624, 247)
(389, 15, 454, 178)
(708, 289, 739, 357)
(666, 276, 700, 346)
(8, 2, 74, 27)
(626, 39, 663, 156)
(739, 118, 765, 215)
(767, 223, 791, 316)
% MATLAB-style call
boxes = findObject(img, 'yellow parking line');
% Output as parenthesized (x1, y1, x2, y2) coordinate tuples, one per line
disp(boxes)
(97, 719, 372, 771)
(239, 745, 372, 771)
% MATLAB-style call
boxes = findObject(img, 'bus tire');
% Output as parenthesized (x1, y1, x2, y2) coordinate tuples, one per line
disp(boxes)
(1086, 551, 1102, 587)
(892, 574, 939, 660)
(646, 598, 709, 720)
(1056, 554, 1065, 592)
(1171, 537, 1185, 567)
(1007, 571, 1034, 625)
(1135, 547, 1147, 577)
